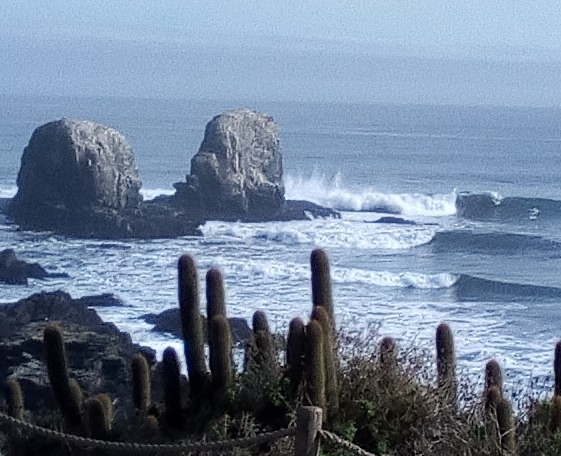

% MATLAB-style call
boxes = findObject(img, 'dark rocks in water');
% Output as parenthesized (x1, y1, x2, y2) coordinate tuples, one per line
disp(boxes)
(142, 308, 252, 346)
(0, 249, 68, 285)
(79, 293, 126, 307)
(372, 216, 416, 225)
(0, 291, 155, 415)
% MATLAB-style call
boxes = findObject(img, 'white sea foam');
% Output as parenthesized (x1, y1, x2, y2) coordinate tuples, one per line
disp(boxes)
(199, 218, 438, 250)
(0, 184, 17, 198)
(140, 187, 175, 201)
(284, 172, 457, 216)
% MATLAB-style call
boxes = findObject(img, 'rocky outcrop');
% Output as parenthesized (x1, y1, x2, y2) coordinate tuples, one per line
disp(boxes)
(0, 249, 68, 285)
(0, 291, 155, 415)
(142, 308, 252, 346)
(4, 113, 337, 239)
(174, 110, 284, 218)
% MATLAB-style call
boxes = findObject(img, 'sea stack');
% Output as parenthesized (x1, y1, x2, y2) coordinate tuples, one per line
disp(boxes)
(173, 110, 285, 218)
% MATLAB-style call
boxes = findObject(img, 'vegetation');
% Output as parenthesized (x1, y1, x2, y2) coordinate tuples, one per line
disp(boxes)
(1, 249, 561, 455)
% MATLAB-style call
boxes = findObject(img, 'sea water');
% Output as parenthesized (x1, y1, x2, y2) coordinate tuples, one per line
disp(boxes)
(1, 95, 561, 391)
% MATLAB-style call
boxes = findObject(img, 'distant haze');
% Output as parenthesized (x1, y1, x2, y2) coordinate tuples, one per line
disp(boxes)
(2, 1, 561, 106)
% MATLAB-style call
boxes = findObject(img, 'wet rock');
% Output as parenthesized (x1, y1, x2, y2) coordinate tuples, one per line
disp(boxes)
(0, 249, 68, 285)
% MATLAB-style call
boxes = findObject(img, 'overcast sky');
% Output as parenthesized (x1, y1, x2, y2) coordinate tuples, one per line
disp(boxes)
(3, 1, 561, 105)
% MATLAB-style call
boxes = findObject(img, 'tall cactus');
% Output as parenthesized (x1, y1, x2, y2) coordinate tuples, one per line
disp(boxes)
(5, 378, 24, 421)
(306, 320, 326, 415)
(310, 249, 335, 331)
(485, 359, 503, 396)
(43, 325, 82, 429)
(435, 323, 456, 402)
(206, 268, 226, 322)
(555, 341, 561, 396)
(311, 306, 339, 421)
(178, 254, 208, 397)
(550, 395, 561, 433)
(379, 336, 398, 371)
(131, 354, 151, 413)
(209, 315, 233, 403)
(162, 347, 182, 428)
(286, 317, 306, 396)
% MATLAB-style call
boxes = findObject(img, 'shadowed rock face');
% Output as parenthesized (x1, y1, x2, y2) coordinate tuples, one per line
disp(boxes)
(0, 249, 68, 285)
(174, 110, 285, 218)
(14, 119, 142, 211)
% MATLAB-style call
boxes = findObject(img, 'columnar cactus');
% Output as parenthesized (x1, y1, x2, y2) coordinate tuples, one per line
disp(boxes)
(5, 378, 24, 421)
(43, 325, 82, 429)
(162, 347, 182, 428)
(286, 317, 306, 396)
(379, 336, 398, 371)
(178, 254, 208, 396)
(131, 354, 151, 413)
(251, 311, 275, 368)
(496, 398, 515, 453)
(435, 323, 456, 401)
(485, 359, 503, 396)
(310, 249, 335, 331)
(484, 386, 501, 415)
(84, 397, 110, 440)
(206, 268, 226, 321)
(555, 341, 561, 396)
(311, 306, 339, 421)
(306, 320, 326, 414)
(209, 315, 233, 401)
(550, 395, 561, 433)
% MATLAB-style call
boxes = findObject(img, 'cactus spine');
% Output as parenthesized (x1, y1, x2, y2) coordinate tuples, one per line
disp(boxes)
(43, 325, 82, 429)
(311, 306, 339, 421)
(435, 323, 456, 402)
(162, 347, 182, 428)
(5, 378, 24, 421)
(306, 320, 326, 414)
(178, 254, 208, 396)
(310, 249, 335, 331)
(209, 315, 233, 399)
(131, 353, 151, 413)
(286, 317, 306, 396)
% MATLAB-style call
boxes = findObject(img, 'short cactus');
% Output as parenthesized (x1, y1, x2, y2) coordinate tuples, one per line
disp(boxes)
(484, 386, 502, 416)
(310, 249, 335, 331)
(286, 317, 306, 396)
(84, 397, 110, 440)
(94, 393, 114, 431)
(306, 320, 326, 414)
(43, 325, 82, 429)
(162, 346, 182, 428)
(485, 359, 503, 396)
(5, 378, 24, 421)
(178, 254, 208, 396)
(209, 315, 233, 398)
(496, 398, 515, 453)
(252, 310, 270, 333)
(131, 353, 151, 413)
(379, 336, 398, 371)
(435, 323, 456, 398)
(551, 395, 561, 433)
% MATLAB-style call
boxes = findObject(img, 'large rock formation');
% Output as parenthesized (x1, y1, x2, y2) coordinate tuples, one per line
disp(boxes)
(14, 119, 142, 211)
(174, 110, 284, 218)
(4, 113, 337, 238)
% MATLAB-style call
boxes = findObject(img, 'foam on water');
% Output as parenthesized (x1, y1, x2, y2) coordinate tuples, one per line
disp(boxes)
(0, 184, 17, 198)
(199, 217, 438, 250)
(284, 172, 457, 216)
(140, 187, 175, 201)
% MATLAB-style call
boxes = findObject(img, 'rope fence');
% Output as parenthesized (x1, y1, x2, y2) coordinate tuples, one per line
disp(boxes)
(0, 406, 380, 456)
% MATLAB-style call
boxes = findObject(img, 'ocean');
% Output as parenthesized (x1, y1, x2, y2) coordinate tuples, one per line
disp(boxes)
(1, 94, 561, 392)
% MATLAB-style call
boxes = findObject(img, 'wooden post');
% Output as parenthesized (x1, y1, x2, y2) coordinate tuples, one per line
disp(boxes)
(294, 406, 322, 456)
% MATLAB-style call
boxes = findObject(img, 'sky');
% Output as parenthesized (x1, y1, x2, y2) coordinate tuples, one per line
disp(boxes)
(2, 1, 561, 105)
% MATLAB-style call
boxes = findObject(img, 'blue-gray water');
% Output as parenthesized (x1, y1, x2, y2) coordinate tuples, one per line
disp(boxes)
(1, 94, 561, 390)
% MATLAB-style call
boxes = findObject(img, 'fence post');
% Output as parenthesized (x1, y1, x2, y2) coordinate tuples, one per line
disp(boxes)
(294, 406, 322, 456)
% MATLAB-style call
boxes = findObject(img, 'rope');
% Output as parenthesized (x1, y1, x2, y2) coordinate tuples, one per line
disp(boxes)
(319, 429, 381, 456)
(0, 412, 295, 454)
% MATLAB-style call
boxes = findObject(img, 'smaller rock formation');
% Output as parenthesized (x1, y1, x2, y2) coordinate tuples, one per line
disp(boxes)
(0, 249, 67, 285)
(0, 291, 155, 415)
(142, 308, 252, 346)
